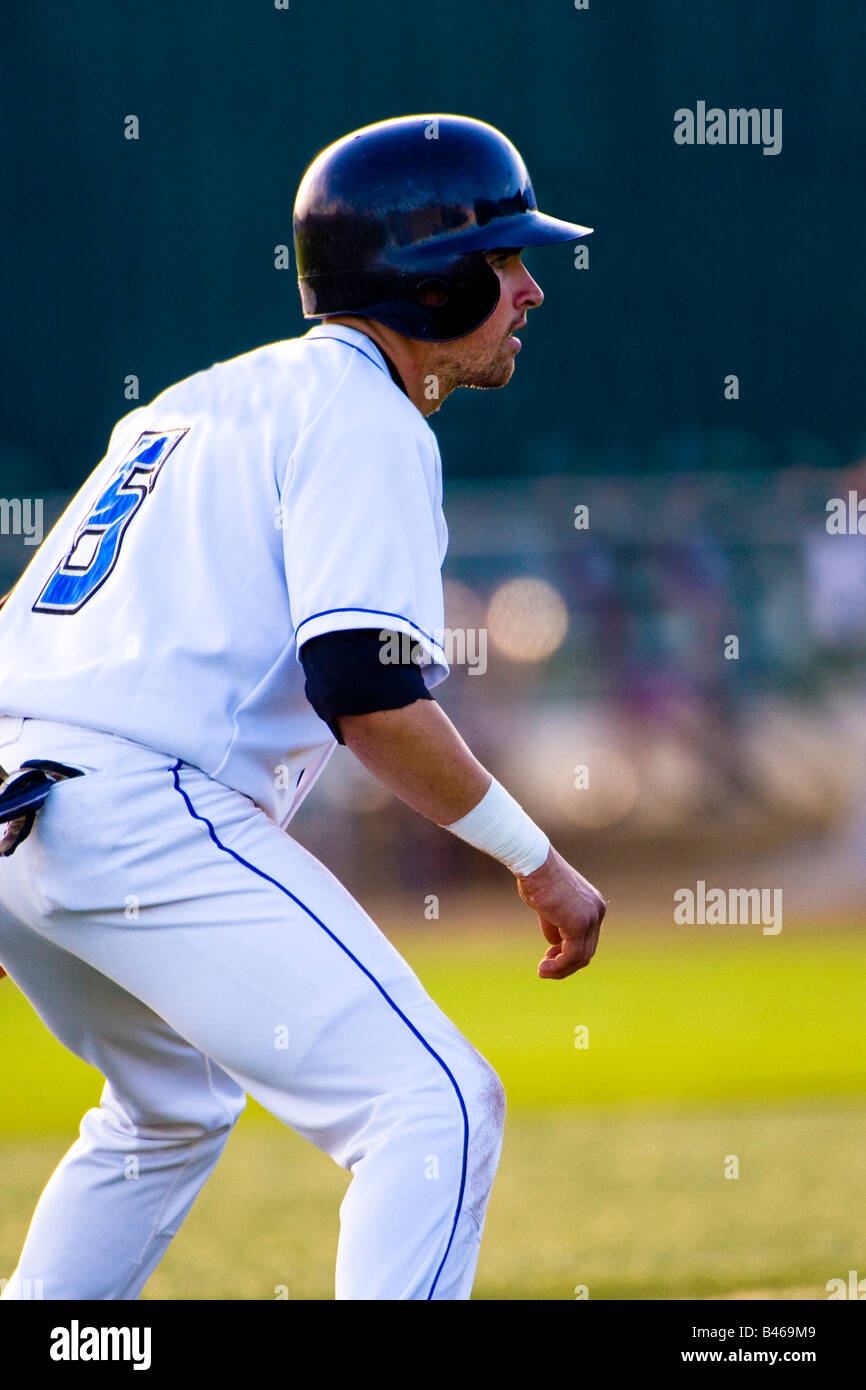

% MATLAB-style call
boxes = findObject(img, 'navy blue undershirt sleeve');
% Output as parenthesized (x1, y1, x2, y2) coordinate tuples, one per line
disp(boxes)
(300, 628, 433, 745)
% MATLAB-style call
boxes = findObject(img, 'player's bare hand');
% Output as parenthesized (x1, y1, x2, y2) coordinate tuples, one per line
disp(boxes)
(516, 847, 606, 980)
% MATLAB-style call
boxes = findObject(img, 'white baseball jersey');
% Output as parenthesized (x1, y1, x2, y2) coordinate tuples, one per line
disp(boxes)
(0, 324, 450, 825)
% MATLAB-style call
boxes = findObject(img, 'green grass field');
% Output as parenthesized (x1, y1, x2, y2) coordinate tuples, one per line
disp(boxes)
(1, 917, 864, 1299)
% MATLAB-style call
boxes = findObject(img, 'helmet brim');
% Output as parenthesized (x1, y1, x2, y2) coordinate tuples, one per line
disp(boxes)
(390, 210, 593, 264)
(489, 209, 594, 248)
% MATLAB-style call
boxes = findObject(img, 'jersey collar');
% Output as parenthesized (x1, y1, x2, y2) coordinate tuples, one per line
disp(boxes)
(303, 322, 392, 377)
(302, 323, 413, 403)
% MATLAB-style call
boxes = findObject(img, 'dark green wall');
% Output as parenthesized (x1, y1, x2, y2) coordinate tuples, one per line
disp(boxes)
(1, 0, 863, 491)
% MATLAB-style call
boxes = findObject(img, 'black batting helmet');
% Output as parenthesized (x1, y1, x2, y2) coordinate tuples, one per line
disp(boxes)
(293, 114, 592, 342)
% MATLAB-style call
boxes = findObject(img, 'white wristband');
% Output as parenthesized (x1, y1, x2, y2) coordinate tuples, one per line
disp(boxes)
(444, 778, 550, 877)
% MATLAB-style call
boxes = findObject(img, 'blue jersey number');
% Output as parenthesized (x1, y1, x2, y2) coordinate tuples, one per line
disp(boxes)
(33, 428, 188, 615)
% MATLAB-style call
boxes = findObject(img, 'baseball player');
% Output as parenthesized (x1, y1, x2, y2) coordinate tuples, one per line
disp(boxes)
(0, 115, 605, 1301)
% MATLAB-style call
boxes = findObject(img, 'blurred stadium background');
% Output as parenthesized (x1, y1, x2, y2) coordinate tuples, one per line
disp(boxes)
(1, 0, 863, 1299)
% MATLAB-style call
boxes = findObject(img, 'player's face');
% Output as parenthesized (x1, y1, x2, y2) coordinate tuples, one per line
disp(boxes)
(443, 249, 544, 390)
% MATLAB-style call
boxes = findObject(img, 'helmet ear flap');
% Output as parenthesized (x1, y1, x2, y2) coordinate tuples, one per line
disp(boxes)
(367, 251, 501, 340)
(301, 251, 501, 341)
(425, 251, 502, 338)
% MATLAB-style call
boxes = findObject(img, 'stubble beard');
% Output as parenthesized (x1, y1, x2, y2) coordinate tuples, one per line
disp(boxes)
(434, 339, 516, 395)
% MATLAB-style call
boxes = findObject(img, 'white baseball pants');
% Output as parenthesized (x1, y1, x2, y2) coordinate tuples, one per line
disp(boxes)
(0, 718, 505, 1300)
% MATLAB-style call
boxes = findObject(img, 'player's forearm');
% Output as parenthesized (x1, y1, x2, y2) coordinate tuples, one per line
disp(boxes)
(337, 699, 493, 827)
